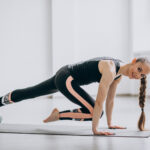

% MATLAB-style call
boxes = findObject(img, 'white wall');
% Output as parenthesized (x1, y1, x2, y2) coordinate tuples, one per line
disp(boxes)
(52, 0, 75, 71)
(132, 0, 150, 53)
(0, 0, 52, 124)
(130, 0, 150, 95)
(52, 0, 132, 98)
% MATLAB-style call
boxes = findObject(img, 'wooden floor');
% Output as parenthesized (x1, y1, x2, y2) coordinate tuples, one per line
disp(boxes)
(0, 96, 150, 150)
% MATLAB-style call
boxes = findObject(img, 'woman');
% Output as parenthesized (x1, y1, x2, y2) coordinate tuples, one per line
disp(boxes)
(0, 56, 150, 136)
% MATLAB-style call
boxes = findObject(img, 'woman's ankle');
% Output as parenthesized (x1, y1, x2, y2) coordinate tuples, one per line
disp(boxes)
(0, 92, 14, 106)
(0, 97, 3, 107)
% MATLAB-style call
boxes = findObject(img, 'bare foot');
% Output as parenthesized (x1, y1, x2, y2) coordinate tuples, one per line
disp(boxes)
(43, 108, 60, 123)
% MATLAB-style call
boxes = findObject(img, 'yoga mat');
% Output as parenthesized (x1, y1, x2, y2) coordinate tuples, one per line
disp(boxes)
(0, 123, 150, 138)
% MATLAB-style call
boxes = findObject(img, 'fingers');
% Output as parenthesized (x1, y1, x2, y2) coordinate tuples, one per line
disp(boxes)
(100, 132, 115, 136)
(94, 131, 115, 136)
(109, 125, 127, 129)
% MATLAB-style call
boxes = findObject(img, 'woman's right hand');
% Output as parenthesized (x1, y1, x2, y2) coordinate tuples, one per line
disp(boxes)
(93, 130, 115, 136)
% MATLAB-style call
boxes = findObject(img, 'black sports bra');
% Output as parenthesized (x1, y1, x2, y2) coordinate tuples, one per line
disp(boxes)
(68, 56, 122, 85)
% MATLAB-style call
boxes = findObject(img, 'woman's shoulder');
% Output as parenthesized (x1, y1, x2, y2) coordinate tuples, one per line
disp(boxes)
(98, 59, 116, 75)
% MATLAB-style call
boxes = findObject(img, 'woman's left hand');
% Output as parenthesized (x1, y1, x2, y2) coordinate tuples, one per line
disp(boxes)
(108, 125, 127, 129)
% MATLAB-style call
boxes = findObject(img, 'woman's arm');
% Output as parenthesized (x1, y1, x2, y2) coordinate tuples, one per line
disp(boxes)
(105, 76, 127, 129)
(105, 76, 122, 127)
(92, 60, 116, 135)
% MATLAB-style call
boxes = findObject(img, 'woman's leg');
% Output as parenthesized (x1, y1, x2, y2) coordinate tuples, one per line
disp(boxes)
(59, 107, 104, 121)
(0, 75, 58, 106)
(44, 66, 104, 122)
(57, 76, 104, 121)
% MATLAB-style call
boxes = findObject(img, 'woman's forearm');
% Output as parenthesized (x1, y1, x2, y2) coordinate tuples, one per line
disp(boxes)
(92, 103, 103, 132)
(92, 80, 111, 133)
(105, 81, 118, 126)
(106, 101, 114, 126)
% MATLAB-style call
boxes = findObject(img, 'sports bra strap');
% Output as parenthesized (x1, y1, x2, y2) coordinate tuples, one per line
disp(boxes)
(114, 75, 122, 80)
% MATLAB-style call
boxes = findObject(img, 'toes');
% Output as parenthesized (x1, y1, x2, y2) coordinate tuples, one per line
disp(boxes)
(43, 116, 51, 123)
(43, 119, 48, 123)
(43, 108, 59, 123)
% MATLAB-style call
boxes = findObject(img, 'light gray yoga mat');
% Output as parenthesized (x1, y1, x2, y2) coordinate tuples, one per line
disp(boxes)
(0, 123, 150, 138)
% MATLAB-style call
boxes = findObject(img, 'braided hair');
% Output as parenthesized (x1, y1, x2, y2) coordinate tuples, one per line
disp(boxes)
(136, 57, 149, 131)
(138, 76, 146, 131)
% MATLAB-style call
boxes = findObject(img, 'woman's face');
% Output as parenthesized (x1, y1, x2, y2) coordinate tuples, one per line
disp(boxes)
(128, 61, 150, 79)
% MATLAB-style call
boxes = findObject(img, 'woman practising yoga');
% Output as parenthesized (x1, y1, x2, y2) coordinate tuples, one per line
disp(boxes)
(0, 56, 150, 135)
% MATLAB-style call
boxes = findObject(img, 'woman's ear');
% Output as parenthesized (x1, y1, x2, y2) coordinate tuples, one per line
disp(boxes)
(131, 58, 137, 64)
